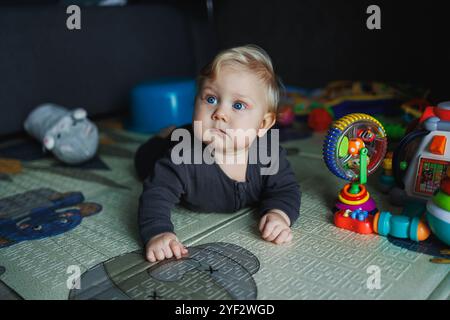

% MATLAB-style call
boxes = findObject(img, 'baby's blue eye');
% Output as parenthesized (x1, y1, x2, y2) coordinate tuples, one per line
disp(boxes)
(206, 96, 217, 105)
(233, 102, 246, 110)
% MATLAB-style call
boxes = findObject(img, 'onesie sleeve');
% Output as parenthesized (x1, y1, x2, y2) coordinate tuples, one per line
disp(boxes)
(138, 155, 187, 245)
(258, 146, 301, 226)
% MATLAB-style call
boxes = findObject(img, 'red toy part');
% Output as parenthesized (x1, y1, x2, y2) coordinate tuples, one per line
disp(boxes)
(435, 106, 450, 121)
(441, 178, 450, 195)
(419, 105, 450, 123)
(308, 108, 333, 132)
(357, 129, 376, 142)
(277, 105, 295, 127)
(334, 210, 375, 234)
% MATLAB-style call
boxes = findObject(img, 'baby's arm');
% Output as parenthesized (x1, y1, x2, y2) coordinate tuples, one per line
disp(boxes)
(138, 156, 188, 261)
(259, 147, 301, 244)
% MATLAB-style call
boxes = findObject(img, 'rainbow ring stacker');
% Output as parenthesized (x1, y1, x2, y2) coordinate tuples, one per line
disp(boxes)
(323, 114, 388, 230)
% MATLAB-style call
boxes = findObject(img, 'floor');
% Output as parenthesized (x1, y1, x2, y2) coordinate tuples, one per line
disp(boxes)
(0, 123, 448, 300)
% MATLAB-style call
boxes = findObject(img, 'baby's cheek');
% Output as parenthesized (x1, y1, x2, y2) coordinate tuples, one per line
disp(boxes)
(230, 131, 257, 149)
(193, 102, 210, 123)
(192, 119, 208, 142)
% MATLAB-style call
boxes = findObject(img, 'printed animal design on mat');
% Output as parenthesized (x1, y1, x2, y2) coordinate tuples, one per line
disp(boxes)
(0, 266, 23, 300)
(0, 188, 102, 248)
(69, 242, 260, 300)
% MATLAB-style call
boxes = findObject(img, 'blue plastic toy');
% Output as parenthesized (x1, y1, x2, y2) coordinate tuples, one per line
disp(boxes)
(128, 78, 196, 133)
(375, 211, 430, 242)
(351, 209, 369, 221)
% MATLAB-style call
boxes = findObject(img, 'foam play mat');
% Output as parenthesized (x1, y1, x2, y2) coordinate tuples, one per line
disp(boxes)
(0, 123, 448, 300)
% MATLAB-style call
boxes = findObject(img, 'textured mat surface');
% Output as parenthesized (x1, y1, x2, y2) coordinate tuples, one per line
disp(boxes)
(0, 128, 448, 300)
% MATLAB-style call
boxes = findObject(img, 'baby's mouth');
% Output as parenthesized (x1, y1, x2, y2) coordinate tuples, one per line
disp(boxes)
(210, 128, 228, 137)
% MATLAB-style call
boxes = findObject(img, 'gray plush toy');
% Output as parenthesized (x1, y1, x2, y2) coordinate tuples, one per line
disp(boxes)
(24, 103, 99, 164)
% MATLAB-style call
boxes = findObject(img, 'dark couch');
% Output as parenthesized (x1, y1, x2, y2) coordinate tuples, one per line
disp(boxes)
(0, 3, 216, 136)
(2, 1, 448, 137)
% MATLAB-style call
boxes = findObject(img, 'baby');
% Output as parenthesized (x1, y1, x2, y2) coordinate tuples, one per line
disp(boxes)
(136, 45, 301, 262)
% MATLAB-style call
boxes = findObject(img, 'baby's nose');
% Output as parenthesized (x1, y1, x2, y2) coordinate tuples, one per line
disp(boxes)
(211, 108, 228, 122)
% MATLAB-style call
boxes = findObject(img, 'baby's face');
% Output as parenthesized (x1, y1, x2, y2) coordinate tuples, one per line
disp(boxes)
(193, 65, 273, 154)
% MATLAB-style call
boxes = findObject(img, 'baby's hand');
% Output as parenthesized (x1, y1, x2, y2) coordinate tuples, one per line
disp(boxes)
(259, 210, 293, 244)
(145, 232, 188, 262)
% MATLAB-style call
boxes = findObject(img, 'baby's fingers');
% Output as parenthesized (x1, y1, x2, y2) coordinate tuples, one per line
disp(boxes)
(154, 248, 165, 261)
(169, 240, 184, 259)
(146, 249, 156, 263)
(273, 229, 292, 244)
(162, 245, 173, 259)
(286, 231, 293, 242)
(258, 214, 268, 233)
(264, 225, 282, 242)
(261, 220, 277, 239)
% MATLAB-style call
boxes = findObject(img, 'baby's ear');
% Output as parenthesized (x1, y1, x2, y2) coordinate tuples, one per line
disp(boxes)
(257, 112, 276, 137)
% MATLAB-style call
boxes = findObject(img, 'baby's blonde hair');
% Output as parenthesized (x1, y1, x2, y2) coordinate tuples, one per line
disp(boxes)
(197, 44, 282, 113)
